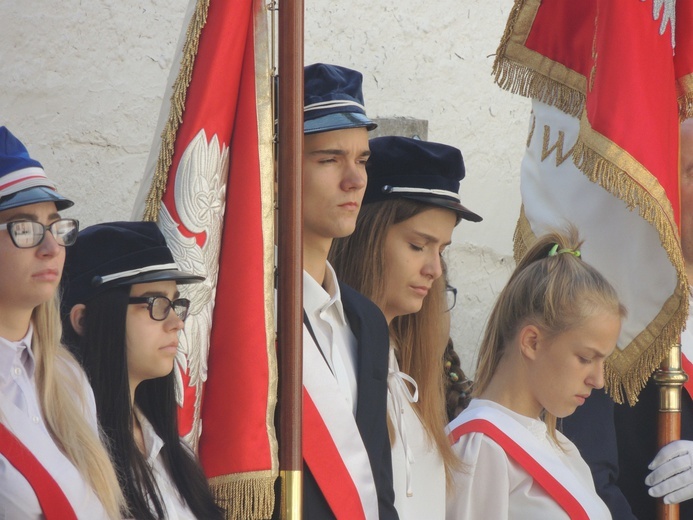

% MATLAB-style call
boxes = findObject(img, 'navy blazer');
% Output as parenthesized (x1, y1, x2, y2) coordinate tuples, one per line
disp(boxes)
(302, 282, 398, 519)
(562, 383, 693, 519)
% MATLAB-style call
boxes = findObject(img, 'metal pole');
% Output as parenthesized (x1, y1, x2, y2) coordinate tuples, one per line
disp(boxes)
(654, 342, 688, 520)
(276, 0, 304, 517)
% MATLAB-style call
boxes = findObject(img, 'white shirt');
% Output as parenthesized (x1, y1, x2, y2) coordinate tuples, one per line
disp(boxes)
(136, 409, 197, 520)
(303, 263, 358, 414)
(447, 399, 611, 520)
(0, 325, 110, 519)
(387, 347, 445, 519)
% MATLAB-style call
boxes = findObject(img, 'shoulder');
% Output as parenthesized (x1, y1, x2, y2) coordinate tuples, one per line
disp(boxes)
(339, 282, 379, 311)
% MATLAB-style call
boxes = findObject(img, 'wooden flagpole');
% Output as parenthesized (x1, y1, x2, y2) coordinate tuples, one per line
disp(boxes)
(276, 0, 304, 517)
(655, 343, 688, 520)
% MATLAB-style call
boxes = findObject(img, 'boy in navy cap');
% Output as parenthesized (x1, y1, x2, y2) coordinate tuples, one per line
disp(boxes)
(299, 63, 398, 519)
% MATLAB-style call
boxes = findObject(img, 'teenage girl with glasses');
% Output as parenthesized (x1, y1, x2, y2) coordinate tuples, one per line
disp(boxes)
(60, 221, 224, 520)
(0, 127, 123, 519)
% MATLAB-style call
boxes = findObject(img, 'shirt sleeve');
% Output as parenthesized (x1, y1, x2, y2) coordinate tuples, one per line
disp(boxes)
(447, 432, 511, 520)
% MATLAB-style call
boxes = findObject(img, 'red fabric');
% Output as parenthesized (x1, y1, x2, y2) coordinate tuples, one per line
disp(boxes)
(160, 0, 272, 477)
(0, 424, 77, 520)
(449, 419, 589, 520)
(682, 353, 693, 399)
(303, 390, 367, 520)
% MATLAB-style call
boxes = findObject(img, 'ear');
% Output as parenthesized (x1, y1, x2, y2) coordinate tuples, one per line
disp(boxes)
(518, 323, 542, 361)
(69, 304, 87, 336)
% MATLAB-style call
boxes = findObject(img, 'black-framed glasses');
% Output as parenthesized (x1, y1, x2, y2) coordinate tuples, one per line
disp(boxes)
(445, 284, 457, 312)
(0, 218, 79, 248)
(128, 296, 191, 322)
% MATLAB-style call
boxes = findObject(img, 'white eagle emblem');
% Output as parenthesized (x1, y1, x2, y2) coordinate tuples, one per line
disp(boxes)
(158, 128, 229, 449)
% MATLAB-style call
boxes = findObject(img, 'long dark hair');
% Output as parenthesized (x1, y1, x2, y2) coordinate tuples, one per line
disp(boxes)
(62, 286, 224, 520)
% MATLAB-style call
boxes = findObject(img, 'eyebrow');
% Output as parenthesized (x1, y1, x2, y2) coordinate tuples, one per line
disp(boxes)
(0, 211, 61, 223)
(133, 290, 181, 299)
(411, 230, 452, 247)
(308, 148, 371, 158)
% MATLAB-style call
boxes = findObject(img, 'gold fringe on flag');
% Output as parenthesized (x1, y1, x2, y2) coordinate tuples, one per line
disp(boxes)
(142, 0, 211, 222)
(679, 73, 693, 120)
(572, 113, 689, 405)
(209, 472, 276, 520)
(492, 0, 586, 118)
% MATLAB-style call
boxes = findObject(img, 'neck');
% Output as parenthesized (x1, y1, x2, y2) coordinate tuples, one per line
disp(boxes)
(0, 307, 32, 342)
(303, 237, 332, 286)
(479, 356, 542, 419)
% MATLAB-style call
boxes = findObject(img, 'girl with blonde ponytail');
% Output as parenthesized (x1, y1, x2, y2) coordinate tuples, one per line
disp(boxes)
(446, 227, 626, 519)
(0, 127, 123, 519)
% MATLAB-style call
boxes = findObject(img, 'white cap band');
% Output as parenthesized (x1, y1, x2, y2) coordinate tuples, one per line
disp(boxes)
(96, 263, 179, 285)
(304, 100, 366, 113)
(385, 186, 461, 201)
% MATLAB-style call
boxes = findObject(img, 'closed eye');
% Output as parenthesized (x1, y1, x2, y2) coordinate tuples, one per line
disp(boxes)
(409, 243, 424, 252)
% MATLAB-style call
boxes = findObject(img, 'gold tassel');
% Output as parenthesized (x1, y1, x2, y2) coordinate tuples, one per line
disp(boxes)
(209, 473, 277, 520)
(679, 73, 693, 121)
(142, 0, 211, 222)
(492, 0, 585, 117)
(572, 136, 689, 405)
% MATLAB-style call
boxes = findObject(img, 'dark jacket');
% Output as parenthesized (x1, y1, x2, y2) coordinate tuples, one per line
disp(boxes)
(302, 282, 397, 519)
(562, 383, 693, 519)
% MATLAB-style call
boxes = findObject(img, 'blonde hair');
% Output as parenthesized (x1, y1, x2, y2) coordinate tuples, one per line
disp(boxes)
(330, 199, 460, 481)
(473, 227, 626, 441)
(32, 294, 125, 518)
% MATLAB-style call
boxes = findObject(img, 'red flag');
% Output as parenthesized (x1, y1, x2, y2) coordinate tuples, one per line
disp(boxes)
(494, 0, 692, 403)
(133, 0, 277, 517)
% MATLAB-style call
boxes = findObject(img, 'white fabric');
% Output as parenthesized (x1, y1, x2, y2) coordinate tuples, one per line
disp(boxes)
(522, 100, 674, 351)
(135, 409, 197, 520)
(0, 325, 110, 519)
(303, 315, 379, 519)
(0, 167, 53, 197)
(446, 399, 611, 520)
(303, 263, 358, 414)
(387, 347, 445, 520)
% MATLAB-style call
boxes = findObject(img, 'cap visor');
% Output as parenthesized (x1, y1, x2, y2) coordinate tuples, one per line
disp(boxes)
(401, 194, 483, 223)
(0, 186, 73, 212)
(304, 112, 377, 135)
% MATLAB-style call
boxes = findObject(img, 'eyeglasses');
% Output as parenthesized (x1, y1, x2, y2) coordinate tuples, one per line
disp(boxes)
(445, 284, 457, 312)
(0, 218, 79, 248)
(128, 296, 191, 322)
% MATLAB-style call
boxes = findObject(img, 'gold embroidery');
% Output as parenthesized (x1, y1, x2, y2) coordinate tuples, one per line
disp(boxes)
(541, 125, 575, 166)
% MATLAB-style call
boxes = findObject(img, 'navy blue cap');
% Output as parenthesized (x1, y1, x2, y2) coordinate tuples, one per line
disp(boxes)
(62, 221, 204, 310)
(0, 127, 73, 212)
(364, 136, 482, 222)
(304, 63, 377, 135)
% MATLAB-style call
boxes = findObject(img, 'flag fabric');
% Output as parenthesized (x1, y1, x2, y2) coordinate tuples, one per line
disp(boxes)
(494, 0, 693, 404)
(132, 0, 277, 517)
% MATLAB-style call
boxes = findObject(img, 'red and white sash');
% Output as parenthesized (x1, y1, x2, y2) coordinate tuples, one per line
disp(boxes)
(0, 421, 77, 520)
(448, 406, 601, 520)
(303, 322, 379, 519)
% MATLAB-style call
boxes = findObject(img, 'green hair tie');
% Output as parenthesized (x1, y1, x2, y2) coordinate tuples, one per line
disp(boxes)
(548, 243, 581, 258)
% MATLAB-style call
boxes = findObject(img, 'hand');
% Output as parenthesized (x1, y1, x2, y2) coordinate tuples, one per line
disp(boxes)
(646, 440, 693, 504)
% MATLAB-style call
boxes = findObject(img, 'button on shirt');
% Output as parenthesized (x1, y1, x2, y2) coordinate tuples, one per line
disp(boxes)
(304, 263, 359, 415)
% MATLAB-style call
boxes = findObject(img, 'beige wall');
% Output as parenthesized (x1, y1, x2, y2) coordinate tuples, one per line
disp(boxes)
(0, 0, 527, 375)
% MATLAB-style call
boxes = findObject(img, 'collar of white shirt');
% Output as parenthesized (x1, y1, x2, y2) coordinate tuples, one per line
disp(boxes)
(303, 261, 348, 326)
(0, 323, 35, 382)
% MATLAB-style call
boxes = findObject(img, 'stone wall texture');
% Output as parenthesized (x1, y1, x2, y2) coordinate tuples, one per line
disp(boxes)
(0, 0, 528, 375)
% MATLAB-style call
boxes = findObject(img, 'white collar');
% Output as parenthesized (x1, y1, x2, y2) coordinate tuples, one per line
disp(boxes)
(0, 322, 35, 380)
(303, 262, 347, 326)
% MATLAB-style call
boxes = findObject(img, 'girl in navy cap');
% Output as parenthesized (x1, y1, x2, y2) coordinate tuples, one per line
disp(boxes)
(330, 136, 482, 519)
(0, 127, 124, 519)
(60, 221, 224, 520)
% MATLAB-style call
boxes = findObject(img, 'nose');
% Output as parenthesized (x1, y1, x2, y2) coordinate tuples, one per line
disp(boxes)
(586, 362, 605, 390)
(165, 310, 186, 332)
(341, 161, 367, 191)
(37, 229, 61, 257)
(422, 252, 444, 280)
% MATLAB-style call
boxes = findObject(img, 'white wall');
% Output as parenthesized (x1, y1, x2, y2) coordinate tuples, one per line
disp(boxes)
(0, 0, 527, 375)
